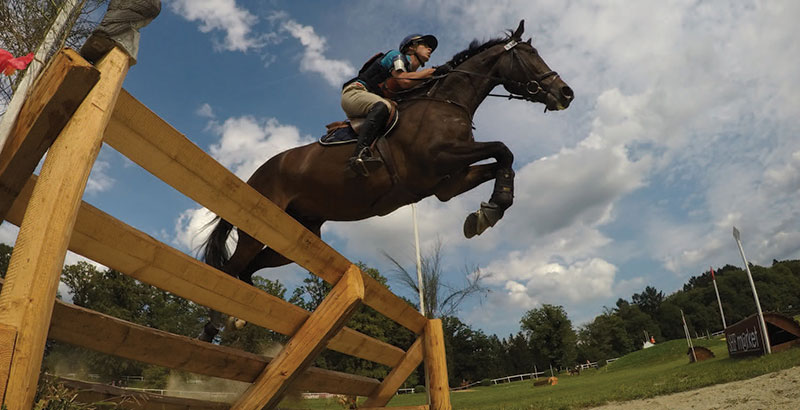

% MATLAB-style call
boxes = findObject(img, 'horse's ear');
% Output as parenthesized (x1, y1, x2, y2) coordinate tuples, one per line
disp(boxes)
(512, 20, 525, 39)
(526, 37, 532, 45)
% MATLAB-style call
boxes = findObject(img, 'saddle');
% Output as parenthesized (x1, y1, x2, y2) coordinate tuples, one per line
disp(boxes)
(319, 102, 399, 146)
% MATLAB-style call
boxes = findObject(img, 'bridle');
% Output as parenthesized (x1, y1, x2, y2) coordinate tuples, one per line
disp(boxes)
(449, 39, 560, 104)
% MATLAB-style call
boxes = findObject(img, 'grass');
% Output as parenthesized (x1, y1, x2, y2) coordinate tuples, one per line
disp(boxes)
(279, 338, 800, 409)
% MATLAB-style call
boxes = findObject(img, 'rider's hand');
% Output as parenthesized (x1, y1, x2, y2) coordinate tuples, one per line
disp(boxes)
(433, 63, 453, 76)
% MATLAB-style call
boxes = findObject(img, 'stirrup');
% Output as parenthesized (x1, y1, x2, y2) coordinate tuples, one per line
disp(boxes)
(349, 147, 382, 177)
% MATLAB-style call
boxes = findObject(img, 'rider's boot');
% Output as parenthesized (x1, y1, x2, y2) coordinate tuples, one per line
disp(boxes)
(349, 102, 389, 176)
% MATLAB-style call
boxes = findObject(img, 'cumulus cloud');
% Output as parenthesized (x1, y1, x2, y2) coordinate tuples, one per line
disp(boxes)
(169, 0, 265, 52)
(206, 114, 314, 179)
(85, 160, 114, 194)
(281, 20, 355, 87)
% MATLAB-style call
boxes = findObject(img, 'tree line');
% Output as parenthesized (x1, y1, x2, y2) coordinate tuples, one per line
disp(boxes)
(1, 243, 799, 388)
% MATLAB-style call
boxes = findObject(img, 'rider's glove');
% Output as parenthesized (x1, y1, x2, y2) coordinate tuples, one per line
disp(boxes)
(433, 63, 453, 76)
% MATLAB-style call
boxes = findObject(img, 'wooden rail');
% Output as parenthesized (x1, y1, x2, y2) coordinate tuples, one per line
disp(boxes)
(6, 176, 405, 368)
(105, 89, 427, 334)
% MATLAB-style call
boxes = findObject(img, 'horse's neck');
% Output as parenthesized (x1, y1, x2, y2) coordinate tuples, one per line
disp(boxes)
(433, 46, 504, 114)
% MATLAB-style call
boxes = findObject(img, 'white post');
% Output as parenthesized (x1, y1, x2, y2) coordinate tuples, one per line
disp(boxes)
(681, 309, 697, 362)
(732, 227, 771, 354)
(0, 0, 83, 148)
(411, 203, 430, 404)
(711, 267, 727, 330)
(412, 204, 425, 316)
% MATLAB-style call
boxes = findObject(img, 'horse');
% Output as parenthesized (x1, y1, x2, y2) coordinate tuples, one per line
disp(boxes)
(198, 20, 573, 339)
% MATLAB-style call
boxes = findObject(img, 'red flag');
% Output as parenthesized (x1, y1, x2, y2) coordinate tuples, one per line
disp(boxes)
(711, 266, 715, 281)
(0, 48, 34, 76)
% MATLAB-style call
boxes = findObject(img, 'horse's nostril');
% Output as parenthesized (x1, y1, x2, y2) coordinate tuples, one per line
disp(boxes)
(561, 86, 574, 100)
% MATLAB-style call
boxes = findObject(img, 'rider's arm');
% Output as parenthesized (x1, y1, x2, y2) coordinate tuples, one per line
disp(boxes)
(390, 68, 436, 89)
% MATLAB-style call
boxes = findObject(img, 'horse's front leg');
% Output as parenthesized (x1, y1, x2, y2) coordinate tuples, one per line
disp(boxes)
(433, 141, 515, 238)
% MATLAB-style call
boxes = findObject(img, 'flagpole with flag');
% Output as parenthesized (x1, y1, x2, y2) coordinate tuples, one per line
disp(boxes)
(711, 266, 727, 330)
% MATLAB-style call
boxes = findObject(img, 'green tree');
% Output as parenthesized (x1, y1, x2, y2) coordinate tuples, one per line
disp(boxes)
(219, 276, 289, 354)
(0, 242, 12, 277)
(577, 309, 632, 362)
(520, 304, 577, 369)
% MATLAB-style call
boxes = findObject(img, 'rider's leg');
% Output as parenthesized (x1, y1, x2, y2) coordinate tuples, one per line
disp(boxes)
(350, 102, 389, 161)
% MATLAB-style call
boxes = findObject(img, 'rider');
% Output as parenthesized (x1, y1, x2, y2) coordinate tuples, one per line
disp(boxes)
(341, 34, 439, 175)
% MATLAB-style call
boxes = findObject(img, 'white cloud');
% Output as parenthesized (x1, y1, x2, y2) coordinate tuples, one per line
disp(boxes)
(281, 20, 355, 87)
(196, 103, 215, 119)
(169, 0, 264, 52)
(85, 160, 114, 194)
(206, 114, 314, 179)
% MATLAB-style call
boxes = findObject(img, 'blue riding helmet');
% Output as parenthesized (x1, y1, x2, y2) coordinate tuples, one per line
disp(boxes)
(399, 34, 438, 53)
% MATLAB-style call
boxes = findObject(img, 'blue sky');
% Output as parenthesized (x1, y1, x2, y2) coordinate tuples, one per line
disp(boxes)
(2, 0, 800, 338)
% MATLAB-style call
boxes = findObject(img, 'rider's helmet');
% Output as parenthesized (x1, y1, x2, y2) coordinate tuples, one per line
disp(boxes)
(399, 34, 438, 54)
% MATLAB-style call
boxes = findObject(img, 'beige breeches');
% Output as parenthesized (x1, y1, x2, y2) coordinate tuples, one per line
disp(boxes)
(341, 82, 392, 119)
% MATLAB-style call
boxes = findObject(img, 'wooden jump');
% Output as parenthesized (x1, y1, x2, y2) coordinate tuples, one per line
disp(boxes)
(0, 46, 452, 409)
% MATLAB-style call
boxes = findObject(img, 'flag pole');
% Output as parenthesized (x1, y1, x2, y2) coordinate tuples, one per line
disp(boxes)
(710, 266, 727, 330)
(681, 309, 697, 362)
(732, 227, 771, 354)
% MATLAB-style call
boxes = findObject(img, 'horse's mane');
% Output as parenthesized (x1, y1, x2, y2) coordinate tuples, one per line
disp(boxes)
(446, 35, 510, 67)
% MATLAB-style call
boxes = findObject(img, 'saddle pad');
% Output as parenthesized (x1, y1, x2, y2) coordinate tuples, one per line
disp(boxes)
(319, 124, 358, 145)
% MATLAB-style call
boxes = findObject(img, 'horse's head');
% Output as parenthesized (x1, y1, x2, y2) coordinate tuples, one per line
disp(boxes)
(494, 21, 574, 111)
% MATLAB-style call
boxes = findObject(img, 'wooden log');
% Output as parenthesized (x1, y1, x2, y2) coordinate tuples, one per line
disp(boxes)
(0, 323, 16, 404)
(0, 47, 129, 410)
(231, 264, 364, 410)
(51, 376, 229, 410)
(105, 89, 427, 335)
(5, 175, 406, 368)
(363, 336, 425, 407)
(424, 319, 451, 410)
(361, 406, 430, 410)
(0, 49, 99, 221)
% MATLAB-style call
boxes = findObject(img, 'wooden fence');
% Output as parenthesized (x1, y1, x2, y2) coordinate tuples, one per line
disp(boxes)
(0, 47, 451, 409)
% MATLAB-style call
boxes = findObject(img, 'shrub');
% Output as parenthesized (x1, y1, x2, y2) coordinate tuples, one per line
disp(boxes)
(414, 385, 426, 393)
(480, 378, 492, 387)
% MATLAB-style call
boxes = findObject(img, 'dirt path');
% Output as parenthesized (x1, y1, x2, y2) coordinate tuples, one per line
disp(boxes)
(591, 366, 800, 409)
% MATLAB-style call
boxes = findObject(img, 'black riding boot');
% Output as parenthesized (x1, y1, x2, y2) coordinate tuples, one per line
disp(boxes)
(349, 102, 389, 176)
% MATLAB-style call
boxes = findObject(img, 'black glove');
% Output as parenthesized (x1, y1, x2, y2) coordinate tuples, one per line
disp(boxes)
(433, 63, 453, 76)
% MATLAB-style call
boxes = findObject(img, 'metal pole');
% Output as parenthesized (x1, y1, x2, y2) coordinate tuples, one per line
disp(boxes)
(711, 267, 727, 330)
(732, 227, 771, 354)
(411, 204, 430, 403)
(412, 204, 425, 316)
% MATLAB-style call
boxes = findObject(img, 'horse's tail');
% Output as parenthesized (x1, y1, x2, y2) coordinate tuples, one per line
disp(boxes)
(200, 216, 234, 270)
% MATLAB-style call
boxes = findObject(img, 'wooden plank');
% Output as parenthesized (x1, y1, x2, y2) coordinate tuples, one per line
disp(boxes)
(424, 319, 451, 410)
(5, 176, 406, 368)
(361, 406, 430, 410)
(52, 376, 228, 410)
(232, 264, 364, 410)
(42, 295, 380, 396)
(0, 323, 16, 404)
(0, 47, 129, 410)
(363, 336, 425, 407)
(0, 49, 99, 221)
(105, 89, 427, 335)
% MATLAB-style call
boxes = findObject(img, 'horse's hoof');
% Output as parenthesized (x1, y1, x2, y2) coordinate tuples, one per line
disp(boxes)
(464, 212, 479, 238)
(198, 322, 219, 342)
(234, 319, 247, 329)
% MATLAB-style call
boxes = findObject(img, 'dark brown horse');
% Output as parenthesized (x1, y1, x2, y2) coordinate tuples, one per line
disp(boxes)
(201, 20, 573, 299)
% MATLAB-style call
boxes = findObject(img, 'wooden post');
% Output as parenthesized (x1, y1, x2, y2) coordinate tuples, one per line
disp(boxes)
(0, 47, 129, 409)
(363, 336, 425, 407)
(230, 264, 365, 410)
(424, 319, 451, 410)
(0, 49, 99, 221)
(0, 324, 17, 403)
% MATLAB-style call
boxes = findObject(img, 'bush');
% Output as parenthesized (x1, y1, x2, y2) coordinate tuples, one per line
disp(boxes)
(414, 385, 426, 393)
(480, 378, 492, 387)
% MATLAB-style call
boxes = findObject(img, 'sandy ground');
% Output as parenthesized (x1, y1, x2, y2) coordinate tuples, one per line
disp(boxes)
(591, 366, 800, 409)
